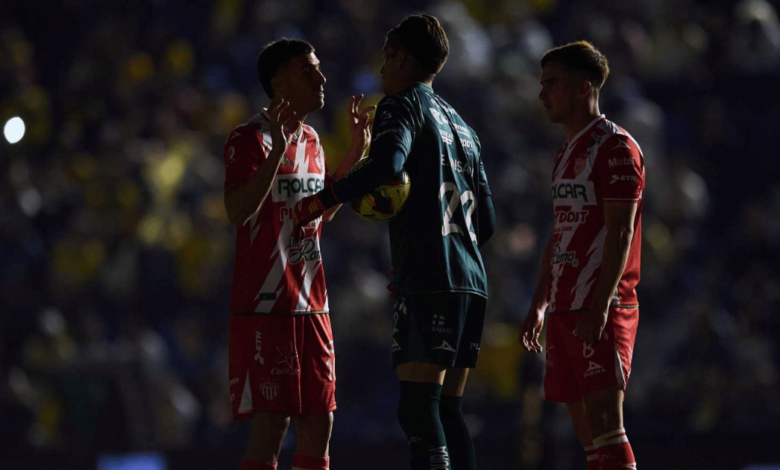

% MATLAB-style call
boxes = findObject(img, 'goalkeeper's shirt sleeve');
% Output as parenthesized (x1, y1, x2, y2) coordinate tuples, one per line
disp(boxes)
(319, 96, 418, 207)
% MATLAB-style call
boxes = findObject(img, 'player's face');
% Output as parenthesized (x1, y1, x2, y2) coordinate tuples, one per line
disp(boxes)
(379, 42, 404, 95)
(539, 63, 580, 123)
(275, 52, 326, 115)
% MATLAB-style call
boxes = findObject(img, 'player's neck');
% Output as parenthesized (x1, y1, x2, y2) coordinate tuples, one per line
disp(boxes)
(564, 105, 601, 142)
(284, 116, 306, 137)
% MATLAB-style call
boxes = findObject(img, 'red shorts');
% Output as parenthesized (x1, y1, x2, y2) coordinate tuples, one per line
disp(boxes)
(229, 313, 336, 419)
(544, 307, 639, 403)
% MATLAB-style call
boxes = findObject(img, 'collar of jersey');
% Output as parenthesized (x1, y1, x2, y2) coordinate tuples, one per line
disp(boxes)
(567, 114, 606, 147)
(405, 82, 433, 93)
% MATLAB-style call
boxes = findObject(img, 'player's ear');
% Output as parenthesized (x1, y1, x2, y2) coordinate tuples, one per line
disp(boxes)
(271, 75, 286, 99)
(579, 79, 593, 98)
(398, 49, 409, 69)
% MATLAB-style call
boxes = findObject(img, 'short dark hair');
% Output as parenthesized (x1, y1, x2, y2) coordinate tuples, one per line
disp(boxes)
(386, 14, 449, 74)
(256, 38, 315, 98)
(541, 40, 610, 89)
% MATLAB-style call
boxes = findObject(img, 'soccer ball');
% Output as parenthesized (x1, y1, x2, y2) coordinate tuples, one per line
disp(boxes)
(350, 160, 411, 221)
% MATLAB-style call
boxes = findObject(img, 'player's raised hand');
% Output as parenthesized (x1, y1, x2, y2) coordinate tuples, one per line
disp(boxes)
(575, 305, 609, 345)
(348, 94, 375, 155)
(268, 98, 297, 156)
(519, 307, 544, 353)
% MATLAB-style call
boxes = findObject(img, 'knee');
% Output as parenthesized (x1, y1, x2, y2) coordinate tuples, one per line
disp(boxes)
(297, 412, 334, 443)
(252, 413, 290, 439)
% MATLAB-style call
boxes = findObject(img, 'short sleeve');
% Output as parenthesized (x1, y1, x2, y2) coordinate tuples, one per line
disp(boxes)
(598, 135, 645, 202)
(224, 129, 266, 189)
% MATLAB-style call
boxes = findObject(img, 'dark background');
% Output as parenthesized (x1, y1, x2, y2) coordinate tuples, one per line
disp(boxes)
(1, 0, 779, 468)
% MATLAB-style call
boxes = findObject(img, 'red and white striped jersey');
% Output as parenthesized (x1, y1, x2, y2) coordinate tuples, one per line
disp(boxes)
(547, 115, 645, 313)
(224, 112, 331, 314)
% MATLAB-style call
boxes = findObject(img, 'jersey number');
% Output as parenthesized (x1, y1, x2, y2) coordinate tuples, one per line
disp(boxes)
(439, 182, 477, 243)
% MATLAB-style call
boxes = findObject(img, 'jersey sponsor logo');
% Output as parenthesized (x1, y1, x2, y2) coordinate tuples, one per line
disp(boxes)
(451, 122, 471, 137)
(272, 342, 299, 375)
(229, 377, 239, 386)
(260, 381, 279, 401)
(551, 243, 579, 267)
(460, 138, 474, 150)
(608, 156, 633, 167)
(430, 107, 448, 126)
(470, 342, 481, 352)
(555, 209, 590, 224)
(272, 174, 324, 202)
(254, 331, 265, 365)
(585, 360, 606, 377)
(288, 237, 322, 264)
(425, 313, 453, 334)
(439, 129, 454, 145)
(281, 156, 294, 166)
(374, 128, 402, 140)
(610, 174, 637, 185)
(552, 180, 596, 205)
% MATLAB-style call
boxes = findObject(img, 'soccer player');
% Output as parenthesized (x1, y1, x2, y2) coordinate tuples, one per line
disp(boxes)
(291, 15, 496, 470)
(519, 41, 645, 470)
(223, 39, 373, 470)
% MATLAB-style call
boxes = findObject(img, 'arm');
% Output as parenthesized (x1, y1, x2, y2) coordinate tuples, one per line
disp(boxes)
(575, 134, 644, 343)
(225, 148, 285, 227)
(322, 95, 376, 222)
(519, 236, 554, 352)
(291, 96, 415, 226)
(575, 202, 638, 344)
(224, 100, 296, 227)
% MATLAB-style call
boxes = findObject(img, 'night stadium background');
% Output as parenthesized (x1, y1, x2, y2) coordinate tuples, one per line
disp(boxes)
(1, 0, 779, 468)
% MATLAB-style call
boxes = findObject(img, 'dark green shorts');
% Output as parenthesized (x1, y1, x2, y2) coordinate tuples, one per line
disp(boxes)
(392, 293, 487, 369)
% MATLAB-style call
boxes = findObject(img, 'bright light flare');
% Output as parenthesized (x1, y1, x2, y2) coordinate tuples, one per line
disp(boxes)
(4, 117, 26, 144)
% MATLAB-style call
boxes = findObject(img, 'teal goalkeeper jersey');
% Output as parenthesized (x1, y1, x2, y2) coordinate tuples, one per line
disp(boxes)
(330, 82, 494, 298)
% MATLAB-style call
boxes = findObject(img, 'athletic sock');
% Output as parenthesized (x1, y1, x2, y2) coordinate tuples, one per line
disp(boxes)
(593, 428, 636, 470)
(397, 381, 450, 470)
(439, 395, 476, 470)
(584, 443, 599, 470)
(292, 454, 329, 470)
(241, 458, 277, 470)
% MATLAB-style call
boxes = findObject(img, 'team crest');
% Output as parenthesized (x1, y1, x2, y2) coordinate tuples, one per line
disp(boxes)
(260, 381, 279, 401)
(574, 158, 586, 175)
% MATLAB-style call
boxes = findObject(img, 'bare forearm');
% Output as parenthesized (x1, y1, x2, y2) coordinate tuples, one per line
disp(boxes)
(590, 227, 634, 309)
(531, 237, 554, 312)
(330, 147, 364, 181)
(225, 150, 284, 227)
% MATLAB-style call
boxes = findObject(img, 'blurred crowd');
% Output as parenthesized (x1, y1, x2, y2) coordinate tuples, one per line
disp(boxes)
(1, 0, 779, 468)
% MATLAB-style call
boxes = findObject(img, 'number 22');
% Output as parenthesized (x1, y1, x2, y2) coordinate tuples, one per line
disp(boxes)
(439, 182, 477, 242)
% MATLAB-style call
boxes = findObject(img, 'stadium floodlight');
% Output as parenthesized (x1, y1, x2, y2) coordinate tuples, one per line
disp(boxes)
(4, 117, 26, 144)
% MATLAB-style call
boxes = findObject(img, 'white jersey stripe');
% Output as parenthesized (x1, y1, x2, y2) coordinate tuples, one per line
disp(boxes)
(570, 226, 607, 310)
